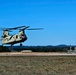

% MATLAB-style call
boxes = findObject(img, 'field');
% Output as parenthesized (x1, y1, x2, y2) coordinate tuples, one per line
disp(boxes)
(0, 56, 76, 75)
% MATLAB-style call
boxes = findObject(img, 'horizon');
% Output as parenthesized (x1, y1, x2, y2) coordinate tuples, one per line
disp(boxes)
(0, 44, 76, 47)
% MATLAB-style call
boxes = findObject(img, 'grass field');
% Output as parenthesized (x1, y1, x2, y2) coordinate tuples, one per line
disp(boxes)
(0, 56, 76, 75)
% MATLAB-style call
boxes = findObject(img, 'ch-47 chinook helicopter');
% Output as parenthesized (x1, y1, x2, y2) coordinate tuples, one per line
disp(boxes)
(0, 26, 43, 46)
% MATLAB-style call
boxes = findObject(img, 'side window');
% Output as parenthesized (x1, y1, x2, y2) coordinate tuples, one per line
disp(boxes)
(16, 35, 18, 39)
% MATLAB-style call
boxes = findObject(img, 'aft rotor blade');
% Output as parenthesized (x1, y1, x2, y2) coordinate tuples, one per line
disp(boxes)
(19, 26, 30, 30)
(26, 28, 43, 30)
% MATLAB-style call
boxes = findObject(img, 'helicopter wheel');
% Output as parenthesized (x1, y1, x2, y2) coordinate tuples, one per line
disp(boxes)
(20, 43, 22, 46)
(11, 44, 13, 46)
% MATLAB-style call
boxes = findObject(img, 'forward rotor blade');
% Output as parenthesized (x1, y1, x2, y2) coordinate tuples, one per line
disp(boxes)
(7, 26, 26, 30)
(0, 27, 7, 30)
(0, 26, 30, 31)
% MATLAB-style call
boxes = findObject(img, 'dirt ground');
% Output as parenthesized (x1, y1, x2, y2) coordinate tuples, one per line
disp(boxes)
(0, 56, 76, 75)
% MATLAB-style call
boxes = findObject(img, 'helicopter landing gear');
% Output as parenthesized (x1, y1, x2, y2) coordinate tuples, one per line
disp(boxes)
(2, 44, 4, 46)
(20, 43, 22, 46)
(11, 44, 14, 46)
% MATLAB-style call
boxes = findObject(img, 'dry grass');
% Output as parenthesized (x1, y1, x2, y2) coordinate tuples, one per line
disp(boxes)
(0, 56, 76, 75)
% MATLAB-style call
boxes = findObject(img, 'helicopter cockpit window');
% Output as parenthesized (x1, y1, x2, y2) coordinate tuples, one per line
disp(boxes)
(2, 35, 7, 38)
(3, 30, 10, 37)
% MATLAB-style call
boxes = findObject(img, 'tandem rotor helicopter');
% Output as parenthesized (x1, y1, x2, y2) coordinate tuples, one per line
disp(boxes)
(0, 26, 43, 46)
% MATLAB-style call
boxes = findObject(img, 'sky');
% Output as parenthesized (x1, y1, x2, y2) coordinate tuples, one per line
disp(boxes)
(0, 0, 76, 46)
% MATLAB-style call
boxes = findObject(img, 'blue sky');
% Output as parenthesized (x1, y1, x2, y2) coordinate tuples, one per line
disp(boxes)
(0, 0, 76, 46)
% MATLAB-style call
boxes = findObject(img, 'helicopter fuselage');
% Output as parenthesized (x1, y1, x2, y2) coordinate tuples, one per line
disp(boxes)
(1, 30, 27, 46)
(0, 25, 43, 46)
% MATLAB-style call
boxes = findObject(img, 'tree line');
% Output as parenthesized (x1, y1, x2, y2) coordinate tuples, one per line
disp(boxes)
(0, 46, 10, 52)
(0, 45, 75, 52)
(15, 45, 71, 52)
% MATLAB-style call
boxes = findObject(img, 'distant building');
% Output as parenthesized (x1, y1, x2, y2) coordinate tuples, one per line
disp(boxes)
(68, 46, 76, 53)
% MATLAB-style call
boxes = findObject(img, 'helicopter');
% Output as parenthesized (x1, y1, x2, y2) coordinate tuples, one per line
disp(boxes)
(0, 26, 43, 46)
